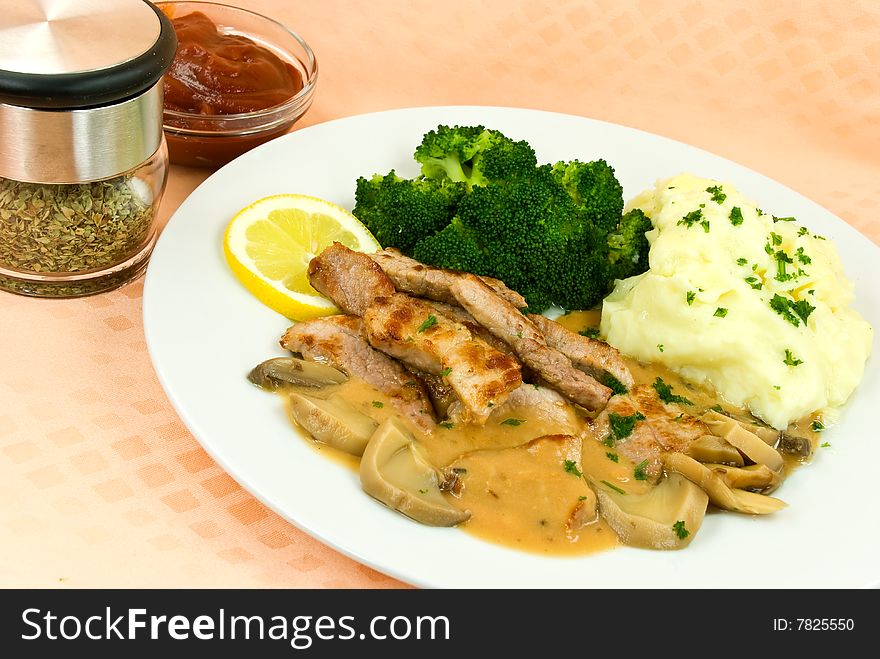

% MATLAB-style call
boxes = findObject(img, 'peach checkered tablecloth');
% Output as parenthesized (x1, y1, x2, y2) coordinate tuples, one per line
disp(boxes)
(2, 0, 878, 588)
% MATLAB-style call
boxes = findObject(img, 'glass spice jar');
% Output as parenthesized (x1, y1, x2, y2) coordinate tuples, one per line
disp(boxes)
(0, 0, 177, 297)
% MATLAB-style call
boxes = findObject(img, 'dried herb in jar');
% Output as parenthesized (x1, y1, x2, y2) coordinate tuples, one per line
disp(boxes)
(0, 176, 154, 274)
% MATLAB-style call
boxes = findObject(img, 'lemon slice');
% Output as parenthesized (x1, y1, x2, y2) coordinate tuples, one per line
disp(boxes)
(223, 194, 380, 320)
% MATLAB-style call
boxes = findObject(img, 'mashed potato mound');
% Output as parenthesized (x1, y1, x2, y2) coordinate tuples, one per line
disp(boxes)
(601, 173, 873, 430)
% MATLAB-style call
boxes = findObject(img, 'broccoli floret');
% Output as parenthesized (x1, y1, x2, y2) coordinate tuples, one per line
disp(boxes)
(607, 208, 652, 281)
(414, 125, 536, 188)
(550, 159, 624, 234)
(412, 217, 487, 274)
(352, 171, 464, 251)
(413, 164, 631, 312)
(543, 241, 611, 310)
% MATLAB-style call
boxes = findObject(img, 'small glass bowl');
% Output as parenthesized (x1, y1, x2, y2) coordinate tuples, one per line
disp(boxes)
(157, 2, 318, 168)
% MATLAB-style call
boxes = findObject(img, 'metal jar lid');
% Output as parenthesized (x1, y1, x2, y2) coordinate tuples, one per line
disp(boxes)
(0, 0, 177, 184)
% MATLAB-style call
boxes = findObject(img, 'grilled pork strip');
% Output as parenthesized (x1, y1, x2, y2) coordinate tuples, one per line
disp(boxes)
(308, 242, 395, 315)
(370, 248, 527, 309)
(527, 314, 634, 390)
(363, 293, 522, 423)
(280, 315, 436, 432)
(308, 245, 522, 423)
(591, 385, 708, 480)
(449, 274, 612, 411)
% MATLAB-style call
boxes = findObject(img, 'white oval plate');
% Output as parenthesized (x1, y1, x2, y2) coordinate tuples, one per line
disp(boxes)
(144, 106, 879, 588)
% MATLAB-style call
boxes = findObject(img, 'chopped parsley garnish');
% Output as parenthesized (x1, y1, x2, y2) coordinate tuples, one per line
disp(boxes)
(599, 372, 628, 396)
(439, 421, 455, 429)
(795, 246, 811, 265)
(770, 232, 783, 246)
(371, 400, 384, 408)
(605, 452, 619, 463)
(601, 480, 627, 495)
(729, 206, 744, 226)
(608, 411, 646, 440)
(811, 420, 825, 432)
(418, 488, 428, 494)
(686, 290, 696, 305)
(764, 242, 775, 255)
(700, 220, 710, 233)
(798, 226, 809, 237)
(769, 294, 814, 327)
(774, 250, 794, 282)
(745, 276, 763, 290)
(653, 377, 693, 406)
(678, 209, 704, 229)
(657, 344, 664, 352)
(417, 314, 438, 332)
(577, 495, 588, 501)
(602, 435, 615, 448)
(714, 307, 728, 318)
(710, 404, 724, 413)
(500, 418, 525, 426)
(579, 327, 601, 338)
(440, 367, 453, 377)
(783, 349, 803, 367)
(791, 300, 816, 324)
(706, 185, 726, 204)
(773, 216, 796, 223)
(633, 459, 650, 481)
(773, 385, 781, 390)
(672, 520, 690, 540)
(820, 441, 831, 448)
(563, 460, 583, 478)
(736, 257, 748, 266)
(672, 413, 685, 422)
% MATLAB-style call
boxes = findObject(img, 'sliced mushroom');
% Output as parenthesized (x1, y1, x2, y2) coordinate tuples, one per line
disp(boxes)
(248, 357, 347, 391)
(288, 392, 377, 456)
(360, 418, 470, 526)
(662, 452, 786, 515)
(686, 434, 745, 466)
(778, 432, 812, 458)
(702, 410, 784, 472)
(704, 463, 781, 494)
(594, 472, 708, 550)
(747, 423, 780, 446)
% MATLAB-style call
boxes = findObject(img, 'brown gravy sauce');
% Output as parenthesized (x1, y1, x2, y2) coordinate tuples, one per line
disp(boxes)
(281, 309, 820, 556)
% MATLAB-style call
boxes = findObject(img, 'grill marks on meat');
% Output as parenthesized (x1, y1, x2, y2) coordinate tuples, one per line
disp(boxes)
(591, 385, 708, 480)
(297, 244, 634, 426)
(527, 314, 634, 390)
(449, 274, 612, 411)
(279, 315, 436, 432)
(308, 243, 394, 315)
(363, 293, 521, 423)
(307, 245, 521, 424)
(370, 248, 527, 309)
